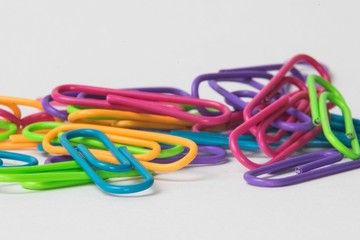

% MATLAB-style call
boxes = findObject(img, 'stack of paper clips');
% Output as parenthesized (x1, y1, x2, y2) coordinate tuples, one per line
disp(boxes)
(0, 53, 359, 195)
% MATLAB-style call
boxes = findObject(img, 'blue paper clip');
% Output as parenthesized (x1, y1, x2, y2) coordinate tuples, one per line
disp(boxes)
(0, 151, 38, 167)
(60, 128, 154, 194)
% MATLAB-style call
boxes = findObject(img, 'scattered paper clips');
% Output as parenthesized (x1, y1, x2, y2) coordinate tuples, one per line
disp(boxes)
(0, 53, 359, 196)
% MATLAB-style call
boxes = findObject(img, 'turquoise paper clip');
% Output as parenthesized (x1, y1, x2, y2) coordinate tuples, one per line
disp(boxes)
(60, 128, 154, 194)
(0, 151, 38, 167)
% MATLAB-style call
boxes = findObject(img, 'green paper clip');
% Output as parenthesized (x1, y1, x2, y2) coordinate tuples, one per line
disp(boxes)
(308, 74, 360, 159)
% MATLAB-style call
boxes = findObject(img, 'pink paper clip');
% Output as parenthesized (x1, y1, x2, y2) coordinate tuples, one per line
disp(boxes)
(52, 84, 232, 127)
(243, 54, 331, 138)
(229, 91, 323, 169)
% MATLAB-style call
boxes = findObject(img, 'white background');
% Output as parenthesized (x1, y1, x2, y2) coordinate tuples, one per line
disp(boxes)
(1, 1, 360, 239)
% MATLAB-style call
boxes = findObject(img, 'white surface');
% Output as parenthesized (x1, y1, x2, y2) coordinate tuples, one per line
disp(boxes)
(1, 1, 360, 239)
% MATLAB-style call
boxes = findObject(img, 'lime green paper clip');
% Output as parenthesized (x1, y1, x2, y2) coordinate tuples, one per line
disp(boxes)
(308, 74, 360, 159)
(0, 160, 146, 190)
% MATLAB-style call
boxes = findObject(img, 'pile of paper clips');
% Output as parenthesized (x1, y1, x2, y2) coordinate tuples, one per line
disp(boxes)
(0, 53, 359, 195)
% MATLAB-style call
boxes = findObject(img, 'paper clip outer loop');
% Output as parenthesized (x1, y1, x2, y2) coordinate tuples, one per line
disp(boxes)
(0, 151, 38, 167)
(60, 128, 154, 194)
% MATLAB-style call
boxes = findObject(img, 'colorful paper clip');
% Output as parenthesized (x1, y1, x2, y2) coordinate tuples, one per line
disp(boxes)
(0, 151, 38, 167)
(242, 149, 360, 187)
(307, 74, 360, 159)
(60, 128, 154, 194)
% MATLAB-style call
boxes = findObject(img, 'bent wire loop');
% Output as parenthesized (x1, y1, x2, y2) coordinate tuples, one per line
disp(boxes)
(241, 149, 360, 187)
(307, 74, 360, 159)
(0, 151, 38, 167)
(60, 128, 154, 194)
(51, 84, 232, 127)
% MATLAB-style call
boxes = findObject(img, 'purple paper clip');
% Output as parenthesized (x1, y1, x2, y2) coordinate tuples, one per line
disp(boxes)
(242, 149, 360, 187)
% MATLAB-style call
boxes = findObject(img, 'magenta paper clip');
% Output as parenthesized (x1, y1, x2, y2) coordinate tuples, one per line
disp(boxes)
(229, 91, 323, 169)
(242, 149, 357, 187)
(243, 54, 331, 136)
(52, 84, 231, 127)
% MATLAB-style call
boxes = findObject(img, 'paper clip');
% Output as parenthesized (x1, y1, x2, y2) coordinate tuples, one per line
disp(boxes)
(308, 74, 360, 159)
(42, 123, 198, 172)
(242, 54, 330, 137)
(60, 128, 154, 194)
(0, 151, 38, 167)
(241, 149, 360, 187)
(51, 84, 231, 127)
(0, 159, 143, 190)
(229, 91, 323, 169)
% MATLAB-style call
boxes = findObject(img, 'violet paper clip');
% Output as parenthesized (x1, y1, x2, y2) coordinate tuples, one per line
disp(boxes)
(242, 149, 360, 187)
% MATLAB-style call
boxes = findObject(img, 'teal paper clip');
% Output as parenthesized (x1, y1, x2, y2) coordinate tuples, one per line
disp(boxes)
(60, 128, 154, 194)
(0, 151, 38, 167)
